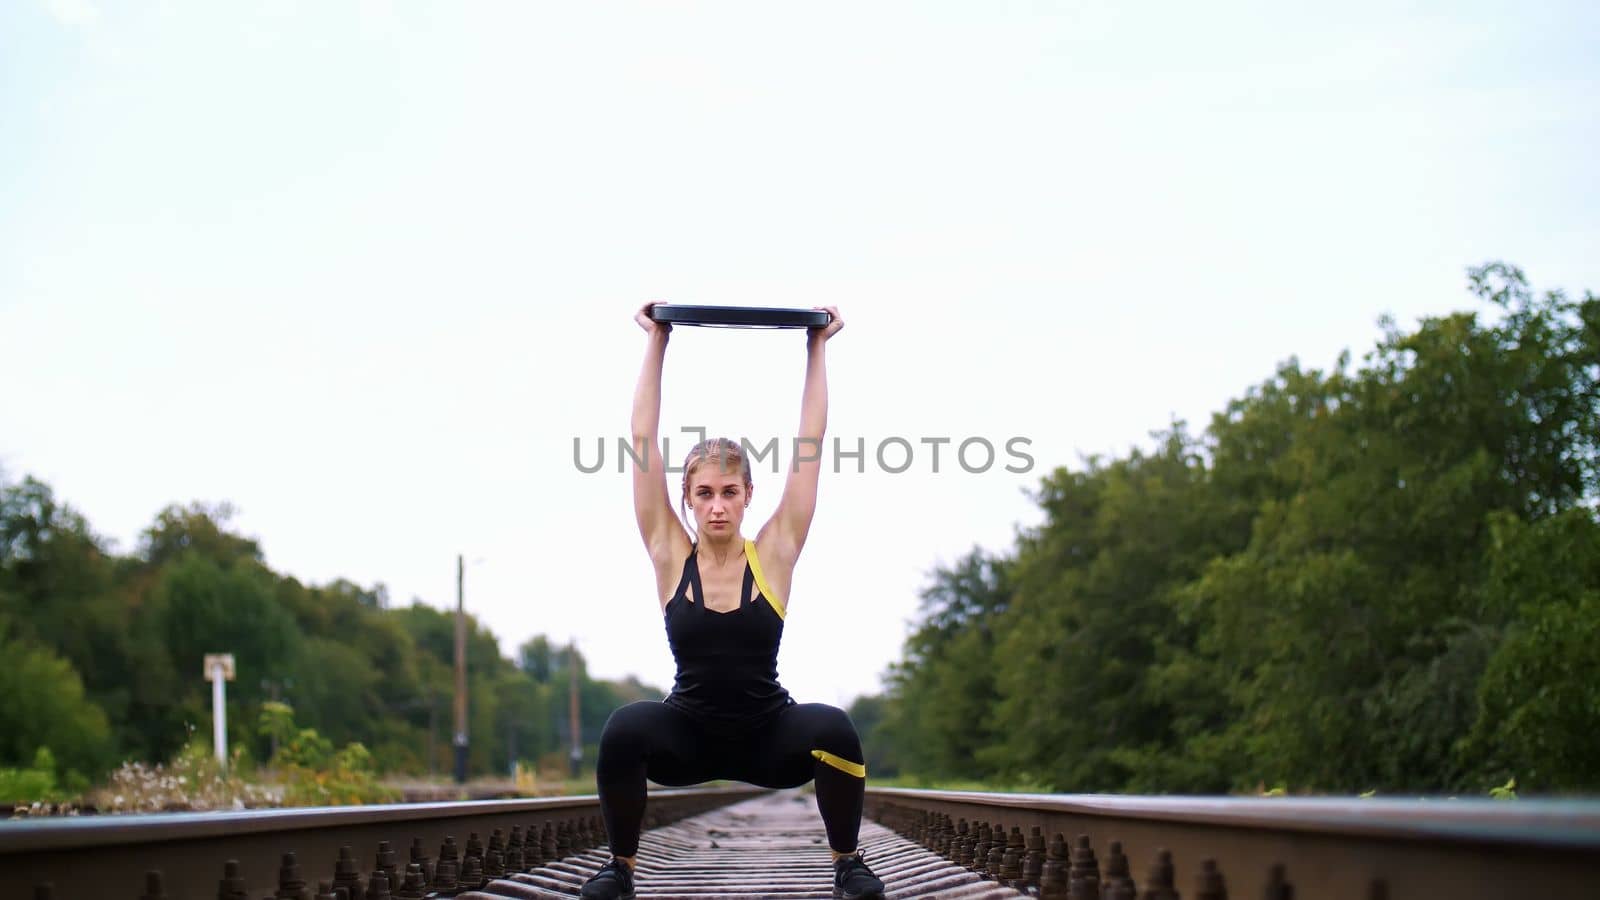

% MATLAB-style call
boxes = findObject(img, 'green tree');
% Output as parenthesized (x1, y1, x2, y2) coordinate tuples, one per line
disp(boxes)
(879, 548, 1009, 779)
(876, 263, 1600, 794)
(1462, 509, 1600, 789)
(0, 624, 114, 778)
(1185, 264, 1600, 790)
(846, 694, 897, 778)
(139, 502, 263, 570)
(518, 635, 559, 683)
(0, 476, 136, 757)
(145, 553, 302, 760)
(986, 425, 1239, 789)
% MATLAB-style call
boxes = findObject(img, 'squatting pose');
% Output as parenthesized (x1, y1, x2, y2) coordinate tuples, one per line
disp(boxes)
(580, 302, 884, 900)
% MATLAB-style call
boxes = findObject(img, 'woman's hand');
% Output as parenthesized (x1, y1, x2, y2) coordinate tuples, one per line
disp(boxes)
(808, 306, 844, 342)
(635, 301, 672, 338)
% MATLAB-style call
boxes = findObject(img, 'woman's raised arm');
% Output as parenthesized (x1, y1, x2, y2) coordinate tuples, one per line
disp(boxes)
(631, 302, 689, 576)
(760, 306, 844, 566)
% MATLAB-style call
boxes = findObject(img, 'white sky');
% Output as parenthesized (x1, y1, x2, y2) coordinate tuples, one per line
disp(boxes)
(3, 1, 1597, 710)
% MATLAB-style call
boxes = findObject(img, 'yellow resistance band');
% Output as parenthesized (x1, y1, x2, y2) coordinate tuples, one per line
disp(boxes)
(745, 538, 787, 619)
(812, 749, 867, 778)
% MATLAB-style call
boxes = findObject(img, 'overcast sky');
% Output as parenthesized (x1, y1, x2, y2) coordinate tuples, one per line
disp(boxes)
(3, 1, 1597, 710)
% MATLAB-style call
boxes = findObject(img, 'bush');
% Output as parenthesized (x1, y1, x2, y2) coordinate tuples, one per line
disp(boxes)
(259, 703, 397, 806)
(0, 638, 114, 779)
(0, 748, 67, 805)
(89, 740, 279, 812)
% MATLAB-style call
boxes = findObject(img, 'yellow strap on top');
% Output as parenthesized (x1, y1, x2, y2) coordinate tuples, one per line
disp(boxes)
(812, 749, 867, 778)
(745, 538, 786, 619)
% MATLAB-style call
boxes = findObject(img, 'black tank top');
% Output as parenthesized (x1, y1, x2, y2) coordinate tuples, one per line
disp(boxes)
(662, 539, 794, 735)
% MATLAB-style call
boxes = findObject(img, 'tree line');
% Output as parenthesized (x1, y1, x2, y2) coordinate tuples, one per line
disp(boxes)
(852, 263, 1599, 794)
(6, 262, 1595, 797)
(0, 485, 659, 792)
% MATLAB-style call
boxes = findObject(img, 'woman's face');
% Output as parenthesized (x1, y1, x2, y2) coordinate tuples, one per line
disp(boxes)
(686, 463, 749, 538)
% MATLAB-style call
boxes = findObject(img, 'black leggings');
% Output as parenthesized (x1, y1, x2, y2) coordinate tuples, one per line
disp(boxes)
(595, 701, 867, 857)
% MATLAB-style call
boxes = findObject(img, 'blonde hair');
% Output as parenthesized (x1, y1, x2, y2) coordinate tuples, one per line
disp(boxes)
(680, 438, 754, 542)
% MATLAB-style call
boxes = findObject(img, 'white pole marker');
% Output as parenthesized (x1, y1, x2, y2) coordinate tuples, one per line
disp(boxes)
(203, 653, 236, 767)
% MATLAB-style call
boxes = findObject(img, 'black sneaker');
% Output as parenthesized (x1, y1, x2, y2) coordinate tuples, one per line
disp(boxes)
(833, 851, 885, 899)
(580, 858, 636, 900)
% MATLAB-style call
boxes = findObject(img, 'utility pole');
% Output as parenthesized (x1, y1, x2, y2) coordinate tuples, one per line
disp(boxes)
(568, 638, 582, 778)
(453, 553, 468, 784)
(427, 692, 437, 778)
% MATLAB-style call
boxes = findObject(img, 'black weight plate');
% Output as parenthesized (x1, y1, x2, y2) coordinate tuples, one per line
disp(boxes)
(648, 304, 831, 329)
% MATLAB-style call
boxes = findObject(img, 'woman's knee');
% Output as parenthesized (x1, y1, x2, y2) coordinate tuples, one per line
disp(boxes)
(796, 703, 863, 756)
(599, 701, 669, 755)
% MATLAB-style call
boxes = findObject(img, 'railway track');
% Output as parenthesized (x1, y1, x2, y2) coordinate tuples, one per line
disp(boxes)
(3, 786, 1597, 898)
(0, 787, 756, 900)
(866, 788, 1600, 899)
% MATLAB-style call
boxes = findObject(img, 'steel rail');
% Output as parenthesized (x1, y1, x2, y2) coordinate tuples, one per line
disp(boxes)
(8, 786, 1599, 898)
(865, 787, 1600, 899)
(0, 786, 762, 900)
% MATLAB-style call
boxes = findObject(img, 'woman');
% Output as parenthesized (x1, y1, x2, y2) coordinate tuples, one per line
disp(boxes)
(579, 302, 884, 900)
